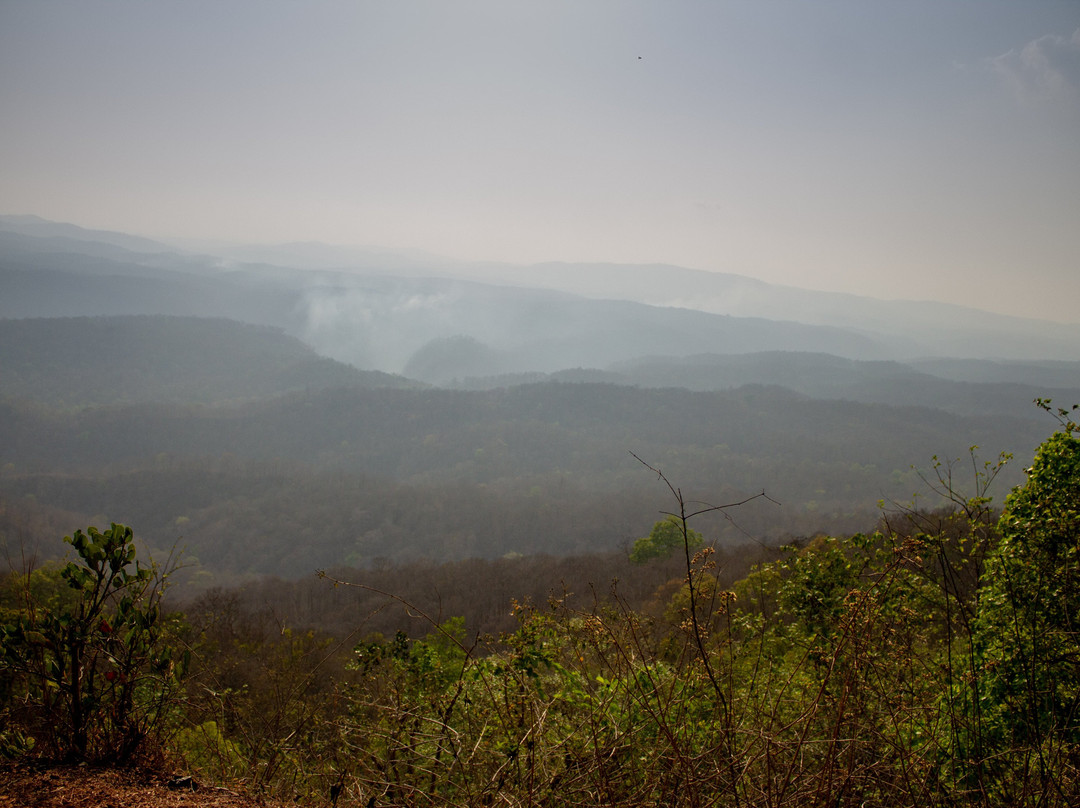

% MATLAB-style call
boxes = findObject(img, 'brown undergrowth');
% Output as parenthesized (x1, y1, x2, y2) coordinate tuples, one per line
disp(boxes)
(0, 762, 297, 808)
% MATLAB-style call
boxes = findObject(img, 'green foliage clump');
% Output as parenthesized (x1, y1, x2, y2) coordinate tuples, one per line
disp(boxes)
(0, 523, 186, 762)
(629, 516, 703, 564)
(973, 424, 1080, 787)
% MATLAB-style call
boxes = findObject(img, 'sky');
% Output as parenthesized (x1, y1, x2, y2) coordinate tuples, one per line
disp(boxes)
(2, 0, 1079, 323)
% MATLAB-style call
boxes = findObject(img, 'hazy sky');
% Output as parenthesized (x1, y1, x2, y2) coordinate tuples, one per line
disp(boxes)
(2, 1, 1079, 322)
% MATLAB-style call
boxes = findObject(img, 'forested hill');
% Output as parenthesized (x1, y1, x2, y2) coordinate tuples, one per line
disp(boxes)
(2, 307, 1074, 583)
(447, 352, 1080, 420)
(1, 381, 1047, 488)
(4, 315, 1076, 420)
(1, 378, 1052, 580)
(0, 315, 416, 408)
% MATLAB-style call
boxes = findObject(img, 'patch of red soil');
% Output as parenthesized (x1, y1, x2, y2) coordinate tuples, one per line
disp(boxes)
(0, 764, 294, 808)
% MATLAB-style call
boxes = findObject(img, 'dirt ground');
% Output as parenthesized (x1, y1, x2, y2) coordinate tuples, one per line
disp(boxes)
(0, 763, 299, 808)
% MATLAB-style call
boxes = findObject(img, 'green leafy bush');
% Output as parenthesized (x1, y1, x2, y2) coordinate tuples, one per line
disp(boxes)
(0, 523, 186, 762)
(973, 425, 1080, 796)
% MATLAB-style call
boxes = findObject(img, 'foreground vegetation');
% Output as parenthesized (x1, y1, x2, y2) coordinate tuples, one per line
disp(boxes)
(2, 405, 1078, 806)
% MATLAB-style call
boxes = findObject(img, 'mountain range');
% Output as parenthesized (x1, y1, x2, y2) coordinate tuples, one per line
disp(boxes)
(4, 214, 1079, 383)
(3, 214, 1078, 580)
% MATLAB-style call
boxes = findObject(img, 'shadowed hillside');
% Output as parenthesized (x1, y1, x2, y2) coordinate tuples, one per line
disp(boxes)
(0, 315, 416, 409)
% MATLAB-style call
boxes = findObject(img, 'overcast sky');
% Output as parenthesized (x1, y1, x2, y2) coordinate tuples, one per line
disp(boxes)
(2, 1, 1079, 322)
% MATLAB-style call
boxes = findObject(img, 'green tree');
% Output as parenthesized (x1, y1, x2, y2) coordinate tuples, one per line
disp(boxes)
(972, 406, 1080, 797)
(0, 523, 186, 762)
(629, 516, 703, 564)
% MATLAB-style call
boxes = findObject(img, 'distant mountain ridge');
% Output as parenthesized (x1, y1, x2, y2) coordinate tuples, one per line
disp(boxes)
(0, 214, 177, 254)
(497, 261, 1080, 360)
(441, 351, 1080, 421)
(3, 215, 1079, 375)
(4, 311, 1073, 421)
(0, 316, 416, 409)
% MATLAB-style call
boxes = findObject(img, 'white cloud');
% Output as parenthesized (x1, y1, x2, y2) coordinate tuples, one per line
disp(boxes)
(990, 28, 1080, 105)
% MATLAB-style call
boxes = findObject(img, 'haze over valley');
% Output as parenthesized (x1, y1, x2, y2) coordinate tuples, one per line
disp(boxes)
(2, 215, 1077, 587)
